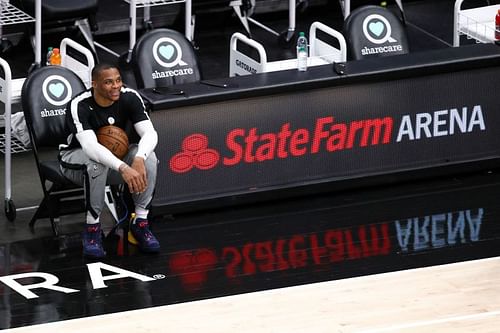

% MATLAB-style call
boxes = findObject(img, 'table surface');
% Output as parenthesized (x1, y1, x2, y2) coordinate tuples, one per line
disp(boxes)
(140, 43, 500, 111)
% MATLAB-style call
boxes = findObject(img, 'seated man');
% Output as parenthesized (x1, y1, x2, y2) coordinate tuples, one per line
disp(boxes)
(60, 63, 160, 258)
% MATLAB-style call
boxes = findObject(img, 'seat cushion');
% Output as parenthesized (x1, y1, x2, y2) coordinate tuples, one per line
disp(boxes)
(40, 160, 80, 188)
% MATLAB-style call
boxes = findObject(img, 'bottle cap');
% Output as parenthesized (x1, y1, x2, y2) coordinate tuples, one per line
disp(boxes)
(53, 48, 60, 54)
(299, 32, 305, 37)
(48, 46, 53, 51)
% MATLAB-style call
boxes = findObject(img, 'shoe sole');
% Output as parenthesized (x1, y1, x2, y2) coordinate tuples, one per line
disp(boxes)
(83, 251, 106, 258)
(128, 231, 139, 245)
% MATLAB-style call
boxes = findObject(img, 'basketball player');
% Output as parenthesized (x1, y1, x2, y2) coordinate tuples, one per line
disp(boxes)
(59, 63, 160, 258)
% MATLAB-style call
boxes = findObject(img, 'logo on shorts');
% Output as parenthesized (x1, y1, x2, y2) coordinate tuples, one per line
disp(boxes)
(42, 75, 73, 106)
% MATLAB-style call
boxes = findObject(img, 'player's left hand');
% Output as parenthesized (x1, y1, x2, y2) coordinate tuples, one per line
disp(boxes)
(130, 156, 147, 192)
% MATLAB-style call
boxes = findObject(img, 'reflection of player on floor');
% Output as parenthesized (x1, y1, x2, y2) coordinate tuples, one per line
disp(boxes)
(59, 63, 160, 258)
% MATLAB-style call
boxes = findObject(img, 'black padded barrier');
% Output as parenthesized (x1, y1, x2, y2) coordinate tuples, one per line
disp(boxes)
(138, 43, 500, 215)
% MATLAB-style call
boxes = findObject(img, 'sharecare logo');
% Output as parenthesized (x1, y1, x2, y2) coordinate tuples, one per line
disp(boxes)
(168, 106, 486, 174)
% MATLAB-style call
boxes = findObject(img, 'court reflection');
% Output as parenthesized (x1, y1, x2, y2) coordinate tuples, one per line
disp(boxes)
(396, 209, 482, 252)
(165, 173, 499, 296)
(1, 172, 500, 328)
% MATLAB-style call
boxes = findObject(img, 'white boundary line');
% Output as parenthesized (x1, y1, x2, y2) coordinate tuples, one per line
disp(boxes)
(357, 310, 500, 333)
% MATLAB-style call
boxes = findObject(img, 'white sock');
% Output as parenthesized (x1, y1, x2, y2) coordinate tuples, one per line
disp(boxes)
(134, 206, 149, 220)
(86, 212, 100, 224)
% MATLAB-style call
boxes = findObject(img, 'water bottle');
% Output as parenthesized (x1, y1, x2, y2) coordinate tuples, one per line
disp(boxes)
(50, 48, 61, 66)
(496, 9, 500, 40)
(46, 47, 53, 66)
(297, 32, 308, 72)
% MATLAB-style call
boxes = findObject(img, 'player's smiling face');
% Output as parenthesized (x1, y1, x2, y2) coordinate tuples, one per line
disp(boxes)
(92, 68, 123, 107)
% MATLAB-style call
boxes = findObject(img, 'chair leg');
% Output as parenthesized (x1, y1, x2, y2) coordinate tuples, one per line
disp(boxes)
(395, 0, 406, 24)
(29, 196, 49, 227)
(29, 196, 60, 236)
(231, 1, 252, 37)
(104, 185, 120, 223)
(104, 186, 132, 256)
(49, 217, 61, 236)
(75, 19, 97, 56)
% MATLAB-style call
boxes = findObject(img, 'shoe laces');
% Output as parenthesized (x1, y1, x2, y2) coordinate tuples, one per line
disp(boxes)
(84, 226, 101, 245)
(133, 219, 154, 241)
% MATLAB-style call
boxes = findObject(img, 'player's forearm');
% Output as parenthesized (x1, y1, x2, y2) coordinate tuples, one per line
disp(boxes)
(76, 131, 124, 171)
(134, 120, 158, 159)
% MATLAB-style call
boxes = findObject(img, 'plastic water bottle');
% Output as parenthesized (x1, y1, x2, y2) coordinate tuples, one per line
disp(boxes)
(297, 32, 308, 72)
(46, 47, 53, 66)
(50, 48, 61, 65)
(496, 9, 500, 40)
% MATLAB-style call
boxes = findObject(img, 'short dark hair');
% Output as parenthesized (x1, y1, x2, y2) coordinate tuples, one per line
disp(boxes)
(91, 63, 120, 81)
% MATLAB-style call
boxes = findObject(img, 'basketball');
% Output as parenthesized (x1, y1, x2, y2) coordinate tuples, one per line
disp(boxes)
(96, 125, 129, 159)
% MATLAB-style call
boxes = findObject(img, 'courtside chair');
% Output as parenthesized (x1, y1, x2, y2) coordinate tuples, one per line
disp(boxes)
(21, 66, 87, 236)
(131, 28, 202, 89)
(343, 5, 409, 61)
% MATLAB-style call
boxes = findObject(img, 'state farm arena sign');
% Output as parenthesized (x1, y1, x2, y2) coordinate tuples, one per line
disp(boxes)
(150, 67, 500, 208)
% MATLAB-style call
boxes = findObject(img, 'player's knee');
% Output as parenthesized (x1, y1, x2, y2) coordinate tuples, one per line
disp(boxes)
(146, 152, 158, 170)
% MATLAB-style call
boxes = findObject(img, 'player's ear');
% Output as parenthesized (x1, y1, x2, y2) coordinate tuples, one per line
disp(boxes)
(91, 80, 97, 89)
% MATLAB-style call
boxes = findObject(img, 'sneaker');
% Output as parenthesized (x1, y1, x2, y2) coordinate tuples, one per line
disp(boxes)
(128, 215, 160, 253)
(82, 223, 106, 258)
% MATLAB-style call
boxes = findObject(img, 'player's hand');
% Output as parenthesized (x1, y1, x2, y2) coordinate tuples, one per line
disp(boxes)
(120, 158, 147, 193)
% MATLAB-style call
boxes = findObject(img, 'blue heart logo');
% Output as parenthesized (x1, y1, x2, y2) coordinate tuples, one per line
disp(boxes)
(48, 82, 65, 98)
(159, 45, 175, 61)
(368, 21, 385, 37)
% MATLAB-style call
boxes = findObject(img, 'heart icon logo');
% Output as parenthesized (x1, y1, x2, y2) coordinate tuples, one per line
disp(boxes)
(368, 21, 385, 37)
(159, 45, 175, 61)
(48, 82, 65, 98)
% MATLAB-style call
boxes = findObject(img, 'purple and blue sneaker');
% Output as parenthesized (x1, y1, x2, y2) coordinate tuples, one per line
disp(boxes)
(82, 223, 106, 258)
(128, 215, 160, 253)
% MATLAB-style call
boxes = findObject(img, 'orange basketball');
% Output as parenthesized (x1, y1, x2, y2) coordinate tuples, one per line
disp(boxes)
(96, 125, 129, 159)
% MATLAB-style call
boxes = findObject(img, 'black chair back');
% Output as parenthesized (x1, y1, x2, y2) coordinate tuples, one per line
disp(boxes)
(343, 5, 409, 60)
(132, 28, 201, 89)
(21, 66, 86, 149)
(21, 66, 87, 235)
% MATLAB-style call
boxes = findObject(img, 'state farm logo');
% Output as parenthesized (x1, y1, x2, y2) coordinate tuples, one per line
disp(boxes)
(169, 134, 220, 173)
(168, 106, 486, 174)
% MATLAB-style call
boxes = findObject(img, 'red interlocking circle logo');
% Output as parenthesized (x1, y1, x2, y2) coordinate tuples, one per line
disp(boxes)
(170, 134, 220, 173)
